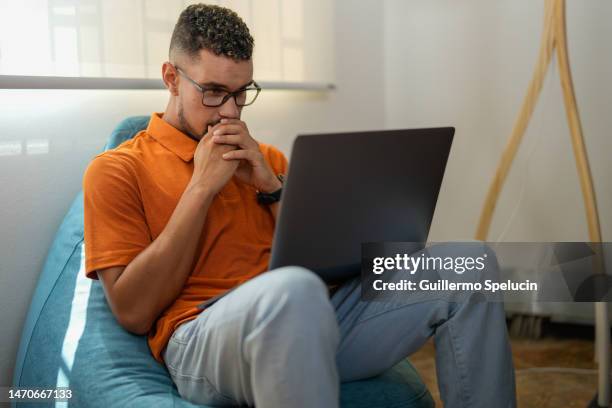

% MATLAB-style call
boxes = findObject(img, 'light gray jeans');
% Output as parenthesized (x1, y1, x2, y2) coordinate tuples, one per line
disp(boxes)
(163, 243, 516, 408)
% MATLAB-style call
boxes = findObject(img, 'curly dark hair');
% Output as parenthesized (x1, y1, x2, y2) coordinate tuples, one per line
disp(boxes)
(169, 4, 254, 61)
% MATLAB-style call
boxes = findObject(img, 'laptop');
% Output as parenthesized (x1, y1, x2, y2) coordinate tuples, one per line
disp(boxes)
(268, 127, 455, 283)
(197, 127, 454, 309)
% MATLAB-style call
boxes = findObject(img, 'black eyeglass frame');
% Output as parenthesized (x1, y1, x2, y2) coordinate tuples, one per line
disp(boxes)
(174, 65, 261, 107)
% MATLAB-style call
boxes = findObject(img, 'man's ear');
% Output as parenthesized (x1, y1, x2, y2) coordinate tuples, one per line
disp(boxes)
(162, 62, 179, 96)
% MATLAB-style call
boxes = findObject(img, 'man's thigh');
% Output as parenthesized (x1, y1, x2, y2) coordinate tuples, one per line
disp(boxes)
(163, 265, 336, 406)
(163, 282, 259, 406)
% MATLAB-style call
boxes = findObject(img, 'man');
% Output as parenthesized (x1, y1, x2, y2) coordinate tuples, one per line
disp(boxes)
(83, 4, 516, 407)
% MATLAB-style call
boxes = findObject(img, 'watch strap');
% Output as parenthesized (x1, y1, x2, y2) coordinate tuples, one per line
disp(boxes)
(256, 174, 284, 205)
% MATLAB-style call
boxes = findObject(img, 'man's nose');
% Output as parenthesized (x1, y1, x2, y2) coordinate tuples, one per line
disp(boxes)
(218, 95, 240, 119)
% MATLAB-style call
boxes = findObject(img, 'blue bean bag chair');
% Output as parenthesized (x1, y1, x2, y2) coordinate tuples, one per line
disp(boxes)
(12, 116, 434, 408)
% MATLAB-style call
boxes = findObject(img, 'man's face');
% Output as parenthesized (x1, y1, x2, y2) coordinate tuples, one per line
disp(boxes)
(175, 49, 254, 140)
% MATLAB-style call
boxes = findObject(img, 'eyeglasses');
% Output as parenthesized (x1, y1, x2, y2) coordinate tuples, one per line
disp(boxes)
(175, 66, 261, 107)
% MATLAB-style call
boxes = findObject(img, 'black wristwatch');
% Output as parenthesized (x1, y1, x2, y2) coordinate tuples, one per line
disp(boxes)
(256, 174, 285, 205)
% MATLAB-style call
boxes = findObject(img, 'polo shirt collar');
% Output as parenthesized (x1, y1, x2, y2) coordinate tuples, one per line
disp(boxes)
(147, 112, 198, 162)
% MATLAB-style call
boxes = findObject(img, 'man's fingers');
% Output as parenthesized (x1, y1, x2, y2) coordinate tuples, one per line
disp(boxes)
(212, 124, 245, 136)
(222, 149, 261, 164)
(212, 133, 243, 146)
(213, 129, 258, 150)
(220, 118, 246, 128)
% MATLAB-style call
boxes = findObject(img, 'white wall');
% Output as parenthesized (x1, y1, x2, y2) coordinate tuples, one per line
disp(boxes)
(0, 0, 385, 387)
(384, 0, 611, 242)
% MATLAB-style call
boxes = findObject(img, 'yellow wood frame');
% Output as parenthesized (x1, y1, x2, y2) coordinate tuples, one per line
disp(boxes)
(474, 1, 607, 403)
(475, 0, 601, 244)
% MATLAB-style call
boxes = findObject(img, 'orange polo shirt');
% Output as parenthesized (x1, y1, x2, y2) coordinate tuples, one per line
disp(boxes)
(83, 112, 287, 363)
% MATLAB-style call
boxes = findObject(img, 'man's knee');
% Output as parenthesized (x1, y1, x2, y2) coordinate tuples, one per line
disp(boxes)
(251, 266, 335, 321)
(245, 267, 339, 346)
(263, 266, 328, 295)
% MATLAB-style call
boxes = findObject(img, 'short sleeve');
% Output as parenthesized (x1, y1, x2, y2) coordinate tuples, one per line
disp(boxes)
(83, 154, 152, 280)
(261, 144, 289, 176)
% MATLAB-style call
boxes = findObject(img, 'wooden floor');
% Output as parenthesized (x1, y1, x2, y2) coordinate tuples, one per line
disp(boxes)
(409, 323, 600, 407)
